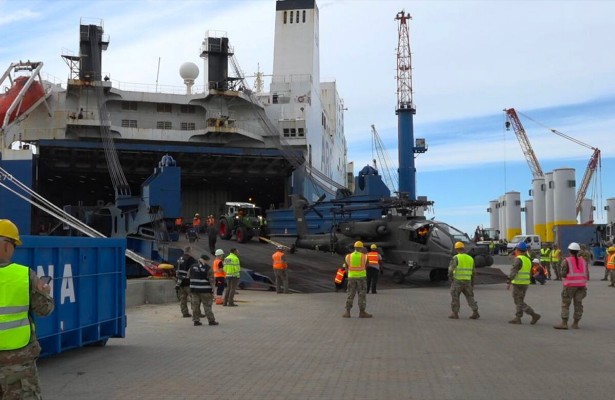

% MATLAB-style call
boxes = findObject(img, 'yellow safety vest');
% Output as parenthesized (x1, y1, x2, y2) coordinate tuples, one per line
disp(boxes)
(345, 251, 367, 279)
(540, 248, 551, 262)
(0, 263, 32, 350)
(223, 253, 241, 278)
(511, 256, 531, 285)
(453, 253, 474, 281)
(550, 249, 560, 263)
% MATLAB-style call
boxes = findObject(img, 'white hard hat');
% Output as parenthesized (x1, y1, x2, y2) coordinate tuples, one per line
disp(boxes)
(215, 249, 224, 256)
(568, 242, 581, 251)
(532, 258, 540, 264)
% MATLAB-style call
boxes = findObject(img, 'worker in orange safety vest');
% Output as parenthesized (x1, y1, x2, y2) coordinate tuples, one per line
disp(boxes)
(366, 244, 384, 294)
(212, 249, 226, 304)
(272, 246, 289, 293)
(606, 246, 615, 287)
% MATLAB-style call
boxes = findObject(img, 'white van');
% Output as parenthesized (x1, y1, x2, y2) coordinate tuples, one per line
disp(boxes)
(506, 234, 542, 253)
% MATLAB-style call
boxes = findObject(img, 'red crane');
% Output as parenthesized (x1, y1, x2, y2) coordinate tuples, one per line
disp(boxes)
(505, 108, 601, 217)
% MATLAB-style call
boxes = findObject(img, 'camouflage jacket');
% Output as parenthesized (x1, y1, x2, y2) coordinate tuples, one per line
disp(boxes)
(0, 266, 55, 364)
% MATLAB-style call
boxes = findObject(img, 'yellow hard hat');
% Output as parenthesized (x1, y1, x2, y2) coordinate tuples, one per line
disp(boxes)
(608, 246, 615, 253)
(354, 241, 364, 248)
(0, 219, 22, 246)
(370, 244, 377, 250)
(454, 241, 465, 250)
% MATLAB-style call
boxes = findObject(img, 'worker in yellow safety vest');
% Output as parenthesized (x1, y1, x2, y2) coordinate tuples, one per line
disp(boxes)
(507, 242, 541, 325)
(448, 241, 480, 320)
(342, 241, 372, 318)
(539, 245, 552, 279)
(0, 219, 55, 399)
(222, 248, 241, 307)
(551, 245, 562, 280)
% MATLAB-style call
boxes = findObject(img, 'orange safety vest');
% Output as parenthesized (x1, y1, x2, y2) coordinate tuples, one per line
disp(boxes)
(175, 217, 183, 227)
(207, 216, 215, 227)
(367, 251, 380, 268)
(213, 259, 226, 278)
(334, 268, 346, 284)
(607, 253, 615, 270)
(272, 251, 287, 269)
(193, 217, 201, 228)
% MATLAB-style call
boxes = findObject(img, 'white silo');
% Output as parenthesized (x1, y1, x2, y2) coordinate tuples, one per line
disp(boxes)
(553, 168, 577, 227)
(488, 200, 499, 231)
(579, 199, 593, 224)
(505, 191, 521, 240)
(498, 195, 507, 240)
(605, 198, 615, 225)
(532, 177, 546, 241)
(545, 172, 554, 242)
(525, 199, 534, 234)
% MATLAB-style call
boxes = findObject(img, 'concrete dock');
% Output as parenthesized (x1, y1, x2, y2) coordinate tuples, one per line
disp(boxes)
(38, 260, 615, 400)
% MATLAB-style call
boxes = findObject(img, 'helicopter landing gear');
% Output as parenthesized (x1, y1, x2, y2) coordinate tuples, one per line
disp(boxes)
(392, 262, 421, 284)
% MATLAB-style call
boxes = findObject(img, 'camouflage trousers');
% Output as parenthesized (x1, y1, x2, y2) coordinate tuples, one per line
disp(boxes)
(0, 361, 42, 400)
(561, 286, 587, 321)
(274, 269, 289, 293)
(450, 280, 478, 313)
(178, 286, 191, 316)
(511, 284, 536, 318)
(191, 292, 215, 323)
(345, 278, 367, 311)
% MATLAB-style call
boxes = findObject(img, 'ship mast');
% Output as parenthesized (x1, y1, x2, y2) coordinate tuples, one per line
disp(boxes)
(395, 10, 420, 200)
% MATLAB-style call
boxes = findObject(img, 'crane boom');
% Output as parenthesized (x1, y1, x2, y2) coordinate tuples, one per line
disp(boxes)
(371, 124, 398, 193)
(504, 108, 544, 178)
(575, 148, 601, 216)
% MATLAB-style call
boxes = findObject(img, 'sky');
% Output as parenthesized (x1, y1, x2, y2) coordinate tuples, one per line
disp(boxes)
(1, 0, 614, 237)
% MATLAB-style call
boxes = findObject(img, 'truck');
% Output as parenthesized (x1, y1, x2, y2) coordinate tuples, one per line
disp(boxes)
(506, 234, 542, 254)
(553, 224, 608, 265)
(218, 202, 269, 243)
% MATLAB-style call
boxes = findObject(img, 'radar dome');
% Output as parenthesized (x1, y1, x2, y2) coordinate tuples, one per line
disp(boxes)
(179, 62, 199, 80)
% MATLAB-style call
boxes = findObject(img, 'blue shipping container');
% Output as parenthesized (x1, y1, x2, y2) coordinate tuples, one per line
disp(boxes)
(13, 236, 127, 358)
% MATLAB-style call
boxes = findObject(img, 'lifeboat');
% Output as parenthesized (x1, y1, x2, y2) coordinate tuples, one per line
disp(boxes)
(0, 76, 45, 126)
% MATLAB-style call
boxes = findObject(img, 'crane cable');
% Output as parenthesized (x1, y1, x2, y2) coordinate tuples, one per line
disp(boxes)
(0, 166, 150, 267)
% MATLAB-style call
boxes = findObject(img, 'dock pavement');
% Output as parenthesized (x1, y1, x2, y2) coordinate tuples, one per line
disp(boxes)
(38, 261, 615, 400)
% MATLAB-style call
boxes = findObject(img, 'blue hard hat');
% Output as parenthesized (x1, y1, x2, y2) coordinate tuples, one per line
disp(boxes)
(516, 242, 528, 251)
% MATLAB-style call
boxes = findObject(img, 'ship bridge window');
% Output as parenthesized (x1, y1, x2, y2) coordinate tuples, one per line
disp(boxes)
(303, 10, 306, 23)
(121, 102, 138, 111)
(180, 105, 196, 113)
(290, 11, 293, 23)
(181, 122, 196, 131)
(298, 128, 304, 137)
(296, 10, 299, 23)
(121, 119, 137, 128)
(157, 121, 172, 130)
(157, 103, 172, 113)
(284, 11, 287, 24)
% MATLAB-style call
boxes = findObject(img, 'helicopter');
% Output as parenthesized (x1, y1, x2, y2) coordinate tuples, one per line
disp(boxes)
(268, 169, 494, 283)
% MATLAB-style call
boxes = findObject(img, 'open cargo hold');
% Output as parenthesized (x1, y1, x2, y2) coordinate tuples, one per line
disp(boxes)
(14, 236, 127, 358)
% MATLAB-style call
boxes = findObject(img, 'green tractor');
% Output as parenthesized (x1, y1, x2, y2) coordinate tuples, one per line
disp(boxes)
(218, 202, 269, 243)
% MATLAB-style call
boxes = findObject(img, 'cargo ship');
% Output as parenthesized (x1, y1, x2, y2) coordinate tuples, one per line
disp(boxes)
(0, 0, 348, 255)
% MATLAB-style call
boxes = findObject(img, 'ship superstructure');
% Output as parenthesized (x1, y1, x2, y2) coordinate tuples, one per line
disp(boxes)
(0, 0, 348, 237)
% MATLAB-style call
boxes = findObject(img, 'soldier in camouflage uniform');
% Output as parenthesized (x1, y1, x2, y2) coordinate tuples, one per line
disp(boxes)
(448, 241, 479, 319)
(507, 242, 541, 325)
(176, 246, 197, 318)
(0, 219, 54, 400)
(188, 255, 218, 326)
(342, 241, 372, 318)
(578, 244, 592, 268)
(554, 242, 589, 329)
